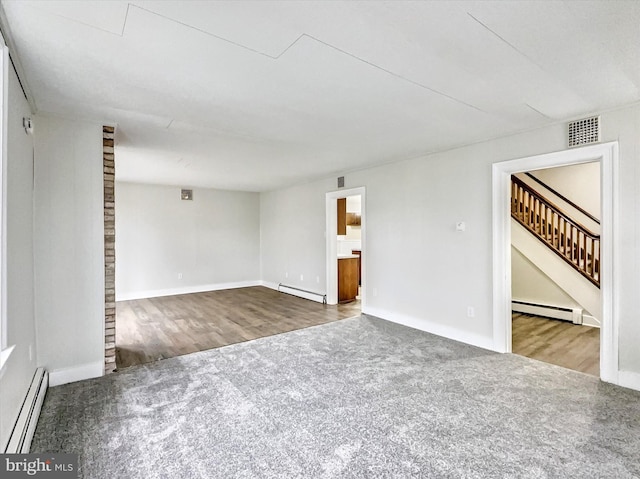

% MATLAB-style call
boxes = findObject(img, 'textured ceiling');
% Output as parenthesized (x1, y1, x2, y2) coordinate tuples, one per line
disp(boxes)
(2, 1, 639, 191)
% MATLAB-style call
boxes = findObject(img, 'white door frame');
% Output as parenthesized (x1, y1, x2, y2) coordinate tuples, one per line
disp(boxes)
(326, 187, 366, 307)
(492, 142, 619, 384)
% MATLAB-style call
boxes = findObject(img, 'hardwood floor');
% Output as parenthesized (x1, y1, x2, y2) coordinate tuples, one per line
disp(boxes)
(116, 286, 361, 369)
(512, 312, 600, 376)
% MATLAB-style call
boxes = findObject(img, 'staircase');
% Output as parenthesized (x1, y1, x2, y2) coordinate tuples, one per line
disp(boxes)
(511, 175, 600, 288)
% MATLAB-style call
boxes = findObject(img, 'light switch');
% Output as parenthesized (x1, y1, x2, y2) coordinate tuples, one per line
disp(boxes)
(456, 221, 466, 232)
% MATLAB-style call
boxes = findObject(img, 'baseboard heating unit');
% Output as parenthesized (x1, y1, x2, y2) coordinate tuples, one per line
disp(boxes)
(4, 367, 48, 453)
(278, 283, 327, 304)
(512, 300, 581, 324)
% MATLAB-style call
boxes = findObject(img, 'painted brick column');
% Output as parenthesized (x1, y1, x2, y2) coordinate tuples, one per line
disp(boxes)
(103, 126, 116, 373)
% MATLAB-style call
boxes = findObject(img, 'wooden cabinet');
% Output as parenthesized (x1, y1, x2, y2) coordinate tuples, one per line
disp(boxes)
(338, 257, 358, 303)
(346, 213, 361, 226)
(351, 249, 361, 286)
(337, 198, 346, 235)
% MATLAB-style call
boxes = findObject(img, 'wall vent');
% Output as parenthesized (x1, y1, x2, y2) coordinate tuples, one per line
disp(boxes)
(181, 189, 193, 201)
(568, 116, 600, 148)
(337, 176, 345, 188)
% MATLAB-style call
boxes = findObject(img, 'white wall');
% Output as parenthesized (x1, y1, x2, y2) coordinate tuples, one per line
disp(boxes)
(20, 103, 640, 388)
(0, 67, 36, 449)
(33, 114, 104, 384)
(346, 195, 361, 214)
(261, 179, 330, 291)
(260, 103, 640, 382)
(531, 161, 601, 219)
(115, 182, 260, 300)
(344, 194, 362, 241)
(511, 247, 581, 310)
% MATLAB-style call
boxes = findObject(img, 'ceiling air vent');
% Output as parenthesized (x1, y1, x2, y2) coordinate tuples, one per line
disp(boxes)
(568, 116, 600, 148)
(181, 189, 193, 201)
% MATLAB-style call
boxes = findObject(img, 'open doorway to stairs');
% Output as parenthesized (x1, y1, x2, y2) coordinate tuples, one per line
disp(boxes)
(492, 142, 619, 384)
(326, 187, 366, 310)
(510, 162, 601, 376)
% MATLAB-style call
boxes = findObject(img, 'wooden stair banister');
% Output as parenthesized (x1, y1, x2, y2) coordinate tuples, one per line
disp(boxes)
(511, 175, 600, 288)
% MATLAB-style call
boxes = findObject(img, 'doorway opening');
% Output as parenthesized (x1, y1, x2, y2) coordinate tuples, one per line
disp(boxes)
(326, 187, 366, 310)
(492, 142, 618, 384)
(510, 162, 601, 376)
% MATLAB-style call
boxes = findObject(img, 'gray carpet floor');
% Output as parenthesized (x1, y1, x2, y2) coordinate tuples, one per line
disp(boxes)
(32, 315, 640, 478)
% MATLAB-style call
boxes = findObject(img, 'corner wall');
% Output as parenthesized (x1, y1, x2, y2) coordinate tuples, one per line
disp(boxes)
(115, 182, 260, 300)
(511, 247, 582, 311)
(33, 114, 104, 386)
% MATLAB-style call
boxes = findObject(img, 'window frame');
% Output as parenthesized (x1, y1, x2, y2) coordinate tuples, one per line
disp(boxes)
(0, 40, 13, 374)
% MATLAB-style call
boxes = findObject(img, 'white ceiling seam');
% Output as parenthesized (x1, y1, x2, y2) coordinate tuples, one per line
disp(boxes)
(20, 1, 130, 37)
(131, 3, 303, 59)
(131, 3, 487, 113)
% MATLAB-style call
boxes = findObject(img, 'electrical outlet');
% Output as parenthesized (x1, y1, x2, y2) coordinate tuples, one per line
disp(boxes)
(178, 273, 183, 280)
(300, 274, 304, 281)
(285, 272, 288, 278)
(316, 276, 320, 283)
(467, 306, 475, 318)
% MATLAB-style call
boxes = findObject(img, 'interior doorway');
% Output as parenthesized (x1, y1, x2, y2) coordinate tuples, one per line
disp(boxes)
(326, 187, 366, 309)
(510, 162, 601, 376)
(492, 142, 618, 384)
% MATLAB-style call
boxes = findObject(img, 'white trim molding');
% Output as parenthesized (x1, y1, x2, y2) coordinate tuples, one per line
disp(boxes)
(618, 371, 640, 392)
(582, 314, 601, 328)
(0, 342, 13, 377)
(49, 361, 103, 387)
(492, 142, 619, 384)
(116, 280, 262, 301)
(0, 45, 8, 374)
(364, 307, 494, 351)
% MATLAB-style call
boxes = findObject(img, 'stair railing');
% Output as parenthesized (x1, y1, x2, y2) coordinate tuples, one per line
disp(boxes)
(511, 175, 600, 287)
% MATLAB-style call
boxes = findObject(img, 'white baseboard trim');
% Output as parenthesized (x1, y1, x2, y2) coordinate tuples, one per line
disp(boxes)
(260, 281, 325, 304)
(116, 280, 262, 301)
(260, 281, 279, 291)
(49, 361, 103, 387)
(363, 306, 495, 351)
(618, 370, 640, 392)
(582, 314, 601, 328)
(4, 368, 48, 453)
